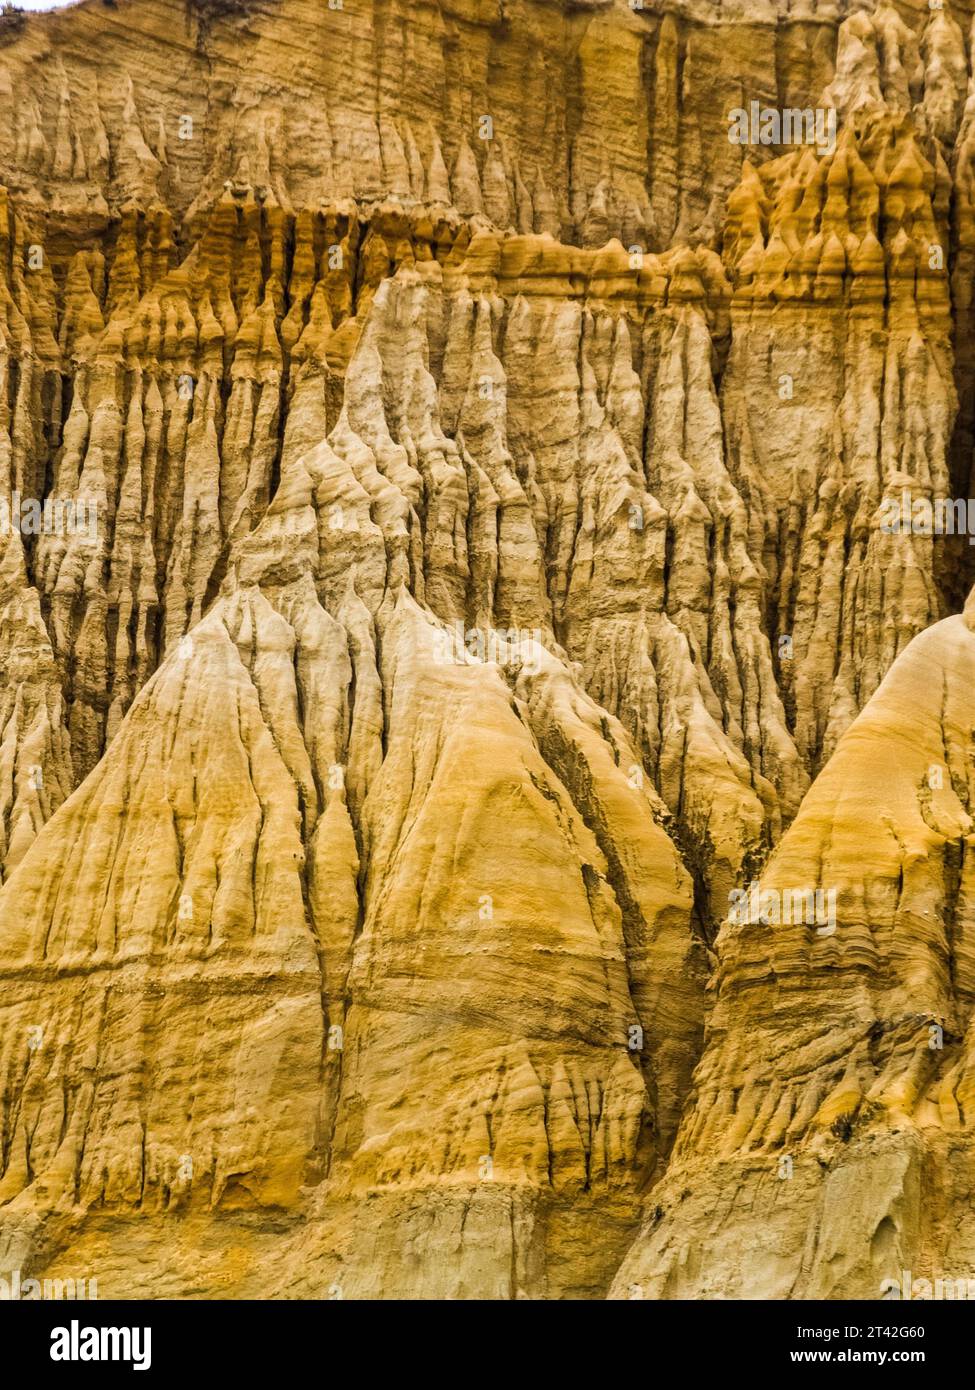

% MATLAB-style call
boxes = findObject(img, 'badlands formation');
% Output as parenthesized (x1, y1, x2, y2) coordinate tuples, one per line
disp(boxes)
(0, 0, 973, 1299)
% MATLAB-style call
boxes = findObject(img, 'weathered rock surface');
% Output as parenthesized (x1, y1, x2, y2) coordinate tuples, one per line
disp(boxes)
(1, 0, 975, 1298)
(612, 602, 975, 1299)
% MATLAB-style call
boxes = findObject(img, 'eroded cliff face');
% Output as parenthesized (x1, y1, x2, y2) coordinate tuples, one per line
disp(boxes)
(0, 0, 974, 1299)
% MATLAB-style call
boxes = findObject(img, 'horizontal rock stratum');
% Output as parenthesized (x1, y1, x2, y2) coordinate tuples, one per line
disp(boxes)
(1, 0, 974, 1299)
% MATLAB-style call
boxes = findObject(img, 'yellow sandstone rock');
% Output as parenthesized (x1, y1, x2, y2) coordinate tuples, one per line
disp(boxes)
(0, 0, 974, 1300)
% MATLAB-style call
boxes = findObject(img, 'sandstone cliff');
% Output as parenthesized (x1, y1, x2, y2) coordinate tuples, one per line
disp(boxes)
(0, 0, 974, 1299)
